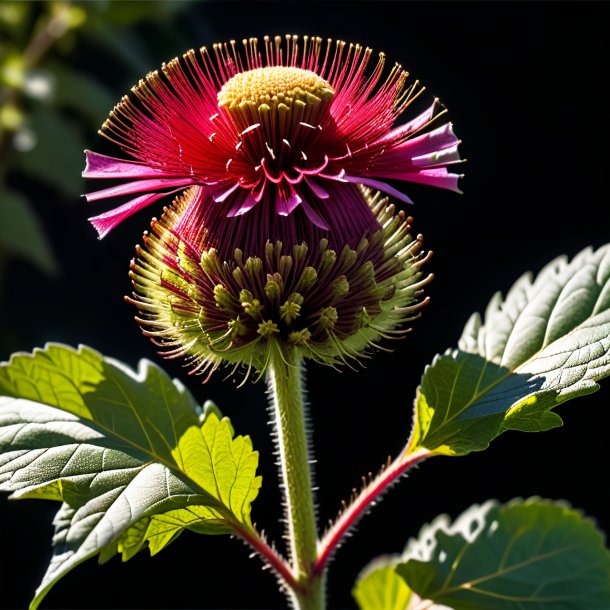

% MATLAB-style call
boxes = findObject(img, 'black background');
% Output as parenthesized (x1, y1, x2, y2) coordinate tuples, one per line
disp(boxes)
(1, 1, 609, 609)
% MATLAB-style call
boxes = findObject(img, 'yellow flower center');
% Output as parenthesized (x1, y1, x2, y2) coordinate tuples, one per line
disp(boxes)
(218, 66, 334, 111)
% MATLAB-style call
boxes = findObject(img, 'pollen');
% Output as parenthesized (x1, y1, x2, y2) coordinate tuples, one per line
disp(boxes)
(218, 66, 334, 111)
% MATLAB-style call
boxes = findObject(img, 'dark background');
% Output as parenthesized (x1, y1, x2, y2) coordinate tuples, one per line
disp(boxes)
(1, 1, 609, 608)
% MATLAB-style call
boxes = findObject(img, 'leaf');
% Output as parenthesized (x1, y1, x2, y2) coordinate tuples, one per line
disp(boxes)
(0, 190, 58, 275)
(45, 61, 115, 123)
(0, 344, 261, 609)
(393, 498, 610, 609)
(353, 558, 414, 610)
(12, 106, 86, 198)
(408, 244, 610, 456)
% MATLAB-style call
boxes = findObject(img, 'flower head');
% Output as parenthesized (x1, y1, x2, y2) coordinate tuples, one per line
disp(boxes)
(128, 187, 431, 378)
(85, 35, 462, 377)
(84, 35, 462, 253)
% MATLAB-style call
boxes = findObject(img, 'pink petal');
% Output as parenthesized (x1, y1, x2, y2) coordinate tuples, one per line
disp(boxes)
(299, 198, 329, 230)
(227, 193, 259, 217)
(305, 177, 330, 199)
(376, 100, 438, 146)
(213, 182, 241, 203)
(276, 187, 302, 216)
(411, 145, 461, 168)
(84, 177, 196, 203)
(343, 175, 414, 205)
(83, 151, 173, 179)
(396, 168, 463, 193)
(88, 189, 184, 238)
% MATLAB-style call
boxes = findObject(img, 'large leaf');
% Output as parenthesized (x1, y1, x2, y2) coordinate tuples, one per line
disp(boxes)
(355, 499, 610, 610)
(408, 244, 610, 456)
(0, 344, 261, 609)
(401, 499, 610, 609)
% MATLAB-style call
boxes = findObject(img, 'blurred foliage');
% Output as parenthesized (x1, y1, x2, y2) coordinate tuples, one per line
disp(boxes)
(0, 0, 192, 278)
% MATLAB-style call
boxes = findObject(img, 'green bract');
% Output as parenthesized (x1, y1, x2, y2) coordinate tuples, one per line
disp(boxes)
(0, 344, 261, 609)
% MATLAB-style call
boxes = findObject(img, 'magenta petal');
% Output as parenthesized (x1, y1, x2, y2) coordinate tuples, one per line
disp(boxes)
(82, 151, 174, 179)
(376, 100, 438, 145)
(213, 182, 241, 203)
(395, 123, 460, 158)
(276, 188, 302, 216)
(411, 144, 461, 168)
(343, 175, 414, 205)
(85, 177, 196, 203)
(300, 198, 330, 230)
(88, 189, 183, 238)
(305, 177, 330, 199)
(398, 169, 463, 193)
(226, 193, 259, 217)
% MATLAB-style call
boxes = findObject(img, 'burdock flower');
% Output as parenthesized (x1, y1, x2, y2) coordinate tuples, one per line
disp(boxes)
(84, 35, 462, 376)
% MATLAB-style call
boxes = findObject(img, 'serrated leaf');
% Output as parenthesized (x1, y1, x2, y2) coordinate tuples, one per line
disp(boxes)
(353, 558, 414, 610)
(0, 189, 58, 275)
(392, 498, 610, 609)
(0, 344, 261, 609)
(409, 244, 610, 456)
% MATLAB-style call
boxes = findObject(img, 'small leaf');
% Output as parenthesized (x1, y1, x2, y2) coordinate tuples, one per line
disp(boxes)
(409, 244, 610, 456)
(393, 498, 610, 609)
(0, 344, 261, 609)
(0, 190, 58, 275)
(353, 558, 414, 610)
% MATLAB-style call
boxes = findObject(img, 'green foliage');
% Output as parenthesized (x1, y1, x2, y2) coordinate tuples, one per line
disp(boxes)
(409, 244, 610, 456)
(352, 560, 413, 610)
(0, 344, 261, 609)
(0, 189, 57, 274)
(354, 499, 610, 610)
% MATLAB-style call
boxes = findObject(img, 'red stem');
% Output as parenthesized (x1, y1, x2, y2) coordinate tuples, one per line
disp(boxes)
(313, 447, 431, 577)
(233, 523, 301, 593)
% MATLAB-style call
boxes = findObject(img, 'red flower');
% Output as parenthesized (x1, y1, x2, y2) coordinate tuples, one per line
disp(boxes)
(84, 35, 461, 257)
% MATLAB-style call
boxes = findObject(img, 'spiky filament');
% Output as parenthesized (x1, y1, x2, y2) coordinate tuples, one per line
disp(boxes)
(127, 186, 431, 379)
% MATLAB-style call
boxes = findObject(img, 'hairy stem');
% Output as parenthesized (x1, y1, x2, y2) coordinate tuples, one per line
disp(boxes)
(314, 447, 431, 577)
(267, 345, 324, 610)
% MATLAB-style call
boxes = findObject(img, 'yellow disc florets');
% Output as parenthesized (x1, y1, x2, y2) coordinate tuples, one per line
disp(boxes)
(218, 66, 334, 111)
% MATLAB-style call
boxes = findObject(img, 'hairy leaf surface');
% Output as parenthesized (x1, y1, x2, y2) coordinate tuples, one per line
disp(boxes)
(409, 244, 610, 455)
(0, 344, 261, 609)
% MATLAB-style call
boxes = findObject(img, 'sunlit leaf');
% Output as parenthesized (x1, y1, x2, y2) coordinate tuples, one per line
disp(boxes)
(393, 499, 610, 609)
(0, 344, 261, 609)
(408, 244, 610, 456)
(0, 189, 58, 275)
(353, 558, 414, 610)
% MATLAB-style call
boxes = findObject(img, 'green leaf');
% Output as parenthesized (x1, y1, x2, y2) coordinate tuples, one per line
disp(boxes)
(353, 558, 414, 610)
(393, 498, 610, 609)
(45, 61, 115, 123)
(12, 106, 86, 198)
(0, 190, 58, 275)
(409, 244, 610, 456)
(0, 344, 261, 609)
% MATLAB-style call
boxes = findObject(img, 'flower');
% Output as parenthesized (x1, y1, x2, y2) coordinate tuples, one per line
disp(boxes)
(128, 187, 431, 378)
(85, 35, 462, 376)
(83, 34, 462, 255)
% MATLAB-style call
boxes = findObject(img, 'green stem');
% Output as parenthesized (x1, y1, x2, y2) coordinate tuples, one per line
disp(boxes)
(266, 344, 324, 610)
